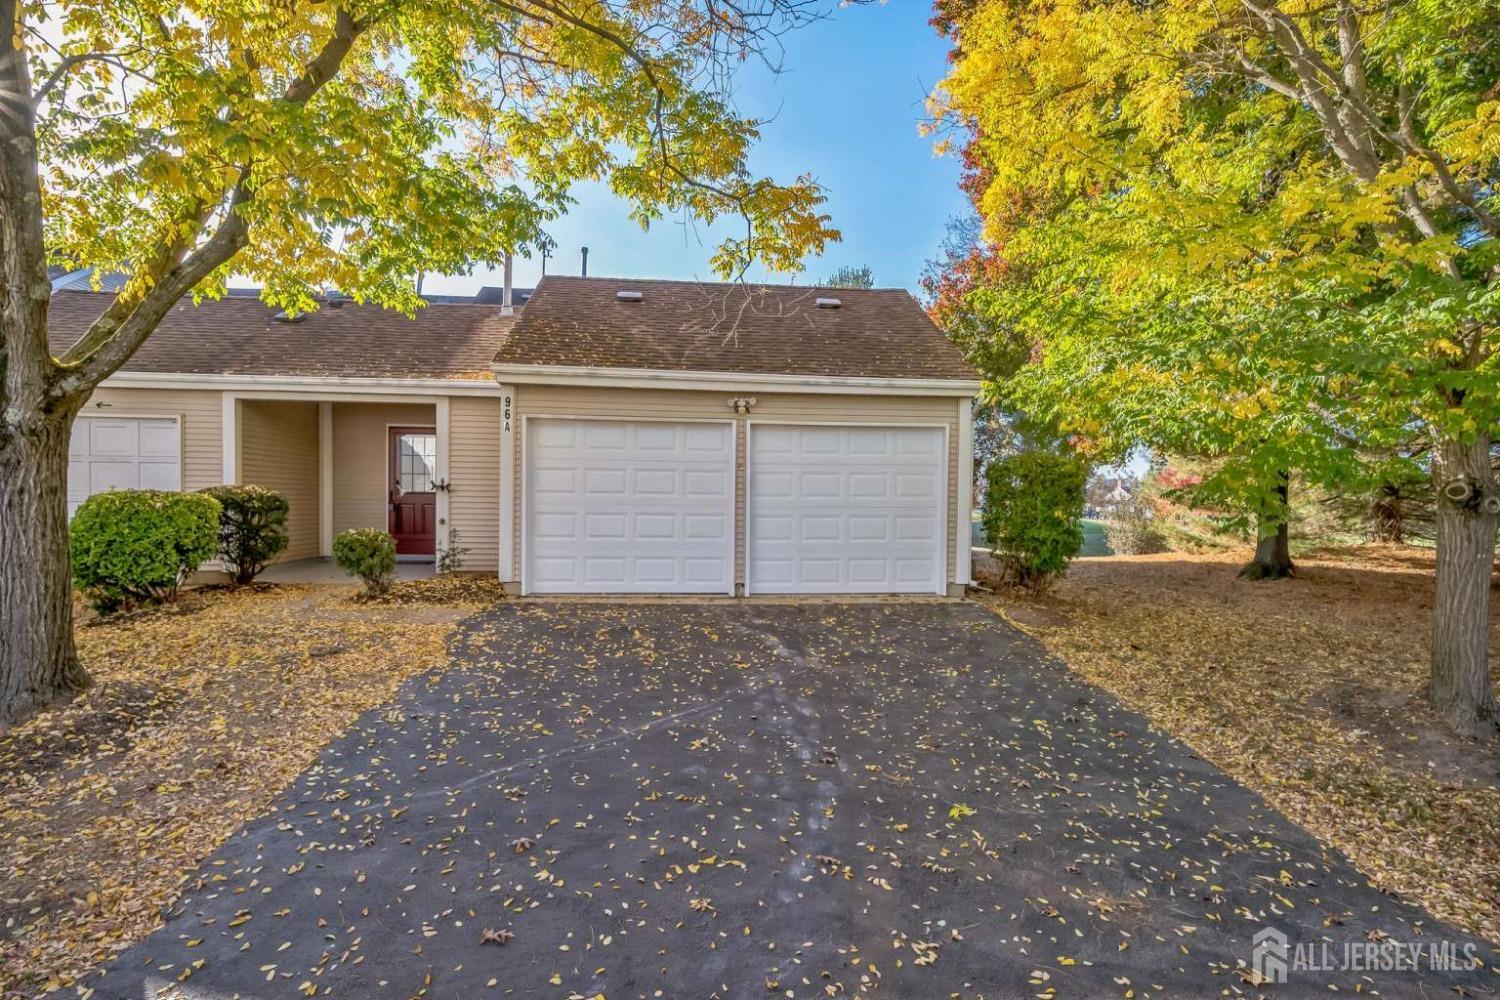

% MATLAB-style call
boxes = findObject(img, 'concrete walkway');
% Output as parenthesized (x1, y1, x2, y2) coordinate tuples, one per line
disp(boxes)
(255, 557, 436, 584)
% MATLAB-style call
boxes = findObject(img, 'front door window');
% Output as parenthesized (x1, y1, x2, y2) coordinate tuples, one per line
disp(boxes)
(396, 433, 436, 494)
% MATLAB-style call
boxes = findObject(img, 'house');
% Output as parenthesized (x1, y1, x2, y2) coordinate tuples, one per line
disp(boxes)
(49, 276, 981, 596)
(1084, 474, 1139, 518)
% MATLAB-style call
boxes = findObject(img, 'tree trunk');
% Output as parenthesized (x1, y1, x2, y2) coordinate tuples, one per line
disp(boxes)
(1429, 432, 1498, 737)
(1240, 474, 1295, 580)
(0, 405, 89, 728)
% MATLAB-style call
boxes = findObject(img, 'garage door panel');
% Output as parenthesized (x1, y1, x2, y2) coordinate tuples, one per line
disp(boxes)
(897, 430, 941, 456)
(896, 514, 938, 541)
(583, 557, 627, 584)
(750, 424, 944, 595)
(631, 513, 674, 539)
(88, 420, 138, 456)
(684, 425, 730, 452)
(585, 468, 628, 495)
(684, 559, 726, 583)
(683, 470, 728, 497)
(634, 469, 677, 495)
(800, 515, 842, 542)
(583, 423, 628, 449)
(573, 515, 621, 539)
(137, 461, 181, 491)
(847, 473, 890, 499)
(68, 460, 88, 499)
(848, 559, 891, 584)
(527, 419, 732, 594)
(138, 423, 179, 456)
(534, 421, 577, 447)
(896, 473, 939, 499)
(847, 515, 890, 542)
(532, 466, 576, 495)
(752, 514, 793, 541)
(684, 514, 727, 539)
(90, 461, 138, 493)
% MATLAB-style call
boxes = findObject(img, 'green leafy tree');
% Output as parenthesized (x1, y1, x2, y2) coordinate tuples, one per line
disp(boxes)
(0, 0, 843, 725)
(934, 0, 1500, 734)
(823, 264, 875, 288)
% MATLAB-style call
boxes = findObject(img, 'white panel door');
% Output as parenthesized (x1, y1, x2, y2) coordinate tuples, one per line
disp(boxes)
(68, 417, 182, 517)
(526, 419, 733, 594)
(749, 424, 945, 595)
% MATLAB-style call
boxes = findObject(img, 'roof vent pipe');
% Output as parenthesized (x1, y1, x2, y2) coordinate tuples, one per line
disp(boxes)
(581, 246, 589, 277)
(502, 253, 514, 315)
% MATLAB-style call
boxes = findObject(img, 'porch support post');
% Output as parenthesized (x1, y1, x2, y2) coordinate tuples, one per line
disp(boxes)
(954, 395, 975, 589)
(221, 393, 239, 485)
(319, 402, 334, 557)
(498, 384, 516, 586)
(435, 396, 451, 569)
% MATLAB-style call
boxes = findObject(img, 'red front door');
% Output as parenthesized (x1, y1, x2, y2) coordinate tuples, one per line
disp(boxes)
(388, 426, 437, 556)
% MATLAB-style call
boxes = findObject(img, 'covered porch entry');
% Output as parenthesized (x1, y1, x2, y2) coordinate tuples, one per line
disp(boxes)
(227, 395, 445, 565)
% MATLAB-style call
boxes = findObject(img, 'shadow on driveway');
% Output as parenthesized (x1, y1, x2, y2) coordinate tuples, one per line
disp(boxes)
(86, 602, 1495, 998)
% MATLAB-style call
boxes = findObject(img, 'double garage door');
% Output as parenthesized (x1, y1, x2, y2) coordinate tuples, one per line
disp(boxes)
(525, 418, 946, 595)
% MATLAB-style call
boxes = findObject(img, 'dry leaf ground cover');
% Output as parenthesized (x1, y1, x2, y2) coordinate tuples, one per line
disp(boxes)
(979, 546, 1500, 944)
(0, 576, 502, 996)
(79, 602, 1494, 999)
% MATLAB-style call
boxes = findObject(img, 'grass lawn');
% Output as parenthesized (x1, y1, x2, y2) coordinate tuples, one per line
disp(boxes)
(978, 546, 1500, 944)
(1079, 517, 1113, 556)
(0, 576, 502, 995)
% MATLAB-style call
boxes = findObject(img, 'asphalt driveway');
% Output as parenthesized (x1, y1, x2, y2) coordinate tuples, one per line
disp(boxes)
(86, 602, 1495, 998)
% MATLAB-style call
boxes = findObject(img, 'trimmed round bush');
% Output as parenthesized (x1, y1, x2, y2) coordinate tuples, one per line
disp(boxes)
(70, 490, 221, 611)
(982, 451, 1088, 591)
(200, 485, 290, 584)
(333, 528, 396, 596)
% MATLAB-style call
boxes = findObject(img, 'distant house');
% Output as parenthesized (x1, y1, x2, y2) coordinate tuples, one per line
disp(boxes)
(1085, 475, 1137, 518)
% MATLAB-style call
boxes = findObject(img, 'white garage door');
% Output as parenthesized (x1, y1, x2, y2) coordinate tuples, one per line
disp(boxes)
(68, 416, 182, 517)
(526, 418, 734, 594)
(749, 424, 946, 595)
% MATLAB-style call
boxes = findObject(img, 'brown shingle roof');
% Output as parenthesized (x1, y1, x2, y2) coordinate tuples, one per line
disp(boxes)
(493, 276, 977, 381)
(46, 291, 516, 380)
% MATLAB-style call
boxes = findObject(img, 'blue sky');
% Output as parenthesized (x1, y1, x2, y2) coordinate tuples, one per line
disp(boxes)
(422, 3, 967, 298)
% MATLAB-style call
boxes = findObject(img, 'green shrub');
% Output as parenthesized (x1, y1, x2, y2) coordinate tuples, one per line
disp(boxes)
(199, 484, 290, 584)
(70, 490, 221, 611)
(982, 451, 1087, 590)
(1104, 496, 1168, 555)
(333, 528, 396, 596)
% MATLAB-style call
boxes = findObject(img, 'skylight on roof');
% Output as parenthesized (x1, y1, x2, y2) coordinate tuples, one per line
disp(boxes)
(815, 297, 842, 309)
(616, 290, 643, 302)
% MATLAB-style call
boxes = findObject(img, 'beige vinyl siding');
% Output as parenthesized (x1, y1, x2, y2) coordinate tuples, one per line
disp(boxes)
(447, 396, 501, 572)
(510, 386, 960, 589)
(83, 386, 223, 489)
(331, 402, 435, 538)
(238, 400, 320, 561)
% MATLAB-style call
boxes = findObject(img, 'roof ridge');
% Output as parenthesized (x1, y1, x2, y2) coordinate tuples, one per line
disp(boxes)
(536, 274, 915, 294)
